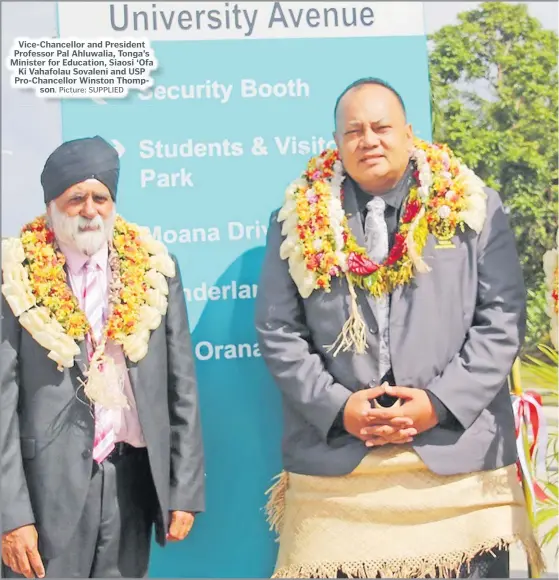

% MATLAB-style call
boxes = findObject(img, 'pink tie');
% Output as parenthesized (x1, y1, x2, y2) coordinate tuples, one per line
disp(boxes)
(83, 260, 115, 463)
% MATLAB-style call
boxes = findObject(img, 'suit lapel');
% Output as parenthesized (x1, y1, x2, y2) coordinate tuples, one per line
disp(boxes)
(389, 283, 408, 326)
(77, 340, 88, 374)
(126, 358, 140, 398)
(69, 340, 88, 401)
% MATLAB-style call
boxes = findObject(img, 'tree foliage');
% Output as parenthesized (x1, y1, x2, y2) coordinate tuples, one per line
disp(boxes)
(428, 2, 558, 351)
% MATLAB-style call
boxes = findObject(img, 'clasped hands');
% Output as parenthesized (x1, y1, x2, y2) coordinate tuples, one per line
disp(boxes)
(343, 383, 438, 447)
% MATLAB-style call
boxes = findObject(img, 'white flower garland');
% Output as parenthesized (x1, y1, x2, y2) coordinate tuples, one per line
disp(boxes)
(278, 142, 487, 302)
(1, 226, 174, 372)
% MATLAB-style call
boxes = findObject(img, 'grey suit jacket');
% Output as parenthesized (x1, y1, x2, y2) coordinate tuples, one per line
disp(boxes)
(0, 254, 205, 559)
(255, 179, 526, 477)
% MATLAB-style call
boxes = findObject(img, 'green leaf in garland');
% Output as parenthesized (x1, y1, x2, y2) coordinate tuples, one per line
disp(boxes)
(364, 272, 378, 290)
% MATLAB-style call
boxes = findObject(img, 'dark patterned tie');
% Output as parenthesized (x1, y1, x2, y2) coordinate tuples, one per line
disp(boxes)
(364, 197, 391, 379)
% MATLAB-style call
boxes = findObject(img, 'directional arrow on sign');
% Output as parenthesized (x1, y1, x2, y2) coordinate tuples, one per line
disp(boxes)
(111, 140, 125, 157)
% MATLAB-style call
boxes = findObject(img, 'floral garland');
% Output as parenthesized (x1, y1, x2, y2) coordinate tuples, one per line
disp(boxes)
(1, 214, 175, 407)
(543, 229, 558, 350)
(278, 138, 487, 355)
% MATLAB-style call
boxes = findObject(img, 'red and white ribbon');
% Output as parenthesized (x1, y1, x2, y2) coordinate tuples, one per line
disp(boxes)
(511, 391, 549, 512)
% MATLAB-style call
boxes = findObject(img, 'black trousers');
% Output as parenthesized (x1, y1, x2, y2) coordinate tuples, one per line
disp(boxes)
(334, 548, 510, 578)
(455, 549, 510, 578)
(3, 447, 157, 578)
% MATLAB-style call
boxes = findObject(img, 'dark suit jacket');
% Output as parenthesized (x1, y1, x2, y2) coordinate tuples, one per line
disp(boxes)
(0, 254, 205, 559)
(255, 181, 526, 478)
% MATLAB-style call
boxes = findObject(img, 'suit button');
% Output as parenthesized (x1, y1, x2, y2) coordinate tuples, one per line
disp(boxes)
(82, 449, 92, 459)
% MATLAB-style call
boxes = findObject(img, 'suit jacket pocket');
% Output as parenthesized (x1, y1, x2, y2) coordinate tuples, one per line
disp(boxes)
(423, 242, 467, 269)
(20, 437, 36, 459)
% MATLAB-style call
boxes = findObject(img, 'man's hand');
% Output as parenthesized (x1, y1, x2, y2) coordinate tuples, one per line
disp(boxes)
(363, 385, 438, 444)
(343, 386, 415, 444)
(2, 525, 45, 579)
(167, 511, 195, 542)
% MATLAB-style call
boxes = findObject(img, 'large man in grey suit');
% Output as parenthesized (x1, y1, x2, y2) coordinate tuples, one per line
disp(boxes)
(1, 136, 205, 578)
(255, 79, 541, 578)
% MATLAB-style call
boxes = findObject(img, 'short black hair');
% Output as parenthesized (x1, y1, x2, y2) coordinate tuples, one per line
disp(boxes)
(333, 77, 407, 127)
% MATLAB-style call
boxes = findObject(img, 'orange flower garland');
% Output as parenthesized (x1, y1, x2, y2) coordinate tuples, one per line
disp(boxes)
(1, 214, 175, 374)
(21, 216, 90, 339)
(106, 217, 151, 343)
(19, 215, 154, 345)
(279, 138, 488, 354)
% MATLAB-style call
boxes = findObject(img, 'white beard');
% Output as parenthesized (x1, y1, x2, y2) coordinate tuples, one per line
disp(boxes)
(48, 202, 116, 256)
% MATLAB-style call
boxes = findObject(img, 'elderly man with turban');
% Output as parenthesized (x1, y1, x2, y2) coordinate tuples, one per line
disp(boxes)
(0, 136, 205, 578)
